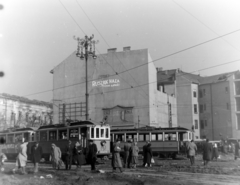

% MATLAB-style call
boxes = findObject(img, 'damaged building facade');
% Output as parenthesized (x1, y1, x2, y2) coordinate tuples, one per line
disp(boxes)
(51, 47, 177, 129)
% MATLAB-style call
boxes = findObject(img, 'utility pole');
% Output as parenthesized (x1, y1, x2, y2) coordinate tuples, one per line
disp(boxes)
(74, 35, 98, 120)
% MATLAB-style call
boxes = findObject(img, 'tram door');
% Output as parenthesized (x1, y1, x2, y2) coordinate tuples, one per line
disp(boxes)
(80, 127, 88, 148)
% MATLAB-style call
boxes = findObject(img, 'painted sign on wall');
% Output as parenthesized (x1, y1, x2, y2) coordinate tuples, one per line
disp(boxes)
(92, 79, 120, 87)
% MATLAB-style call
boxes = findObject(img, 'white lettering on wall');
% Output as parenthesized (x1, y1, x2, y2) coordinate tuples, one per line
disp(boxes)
(92, 79, 120, 87)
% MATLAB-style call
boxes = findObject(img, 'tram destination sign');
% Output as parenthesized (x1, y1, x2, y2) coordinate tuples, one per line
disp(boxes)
(92, 79, 120, 87)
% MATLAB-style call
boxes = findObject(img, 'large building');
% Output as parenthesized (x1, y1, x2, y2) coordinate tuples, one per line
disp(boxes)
(157, 69, 240, 140)
(51, 47, 177, 129)
(0, 93, 53, 131)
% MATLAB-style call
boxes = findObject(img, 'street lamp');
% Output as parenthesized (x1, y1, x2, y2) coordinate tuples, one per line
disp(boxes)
(73, 34, 99, 120)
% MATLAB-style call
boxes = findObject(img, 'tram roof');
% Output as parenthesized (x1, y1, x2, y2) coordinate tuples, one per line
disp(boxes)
(38, 120, 97, 130)
(0, 127, 38, 134)
(111, 126, 190, 132)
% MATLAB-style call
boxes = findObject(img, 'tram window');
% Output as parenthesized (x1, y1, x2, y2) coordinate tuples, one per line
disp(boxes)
(15, 133, 23, 142)
(115, 134, 124, 141)
(7, 134, 14, 143)
(158, 134, 163, 141)
(69, 128, 78, 138)
(49, 131, 57, 140)
(36, 132, 40, 141)
(24, 133, 29, 142)
(31, 133, 35, 141)
(0, 135, 6, 144)
(59, 130, 67, 139)
(146, 134, 150, 141)
(106, 128, 109, 138)
(139, 134, 144, 141)
(101, 129, 104, 138)
(165, 133, 176, 141)
(91, 127, 94, 138)
(138, 134, 149, 141)
(151, 134, 156, 141)
(40, 131, 47, 141)
(96, 128, 99, 138)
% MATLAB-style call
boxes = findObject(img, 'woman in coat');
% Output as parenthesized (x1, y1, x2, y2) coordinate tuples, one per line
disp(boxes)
(72, 142, 86, 169)
(50, 143, 62, 170)
(31, 141, 42, 173)
(202, 139, 212, 166)
(112, 139, 123, 172)
(145, 143, 153, 167)
(212, 143, 219, 160)
(130, 141, 139, 168)
(13, 139, 28, 174)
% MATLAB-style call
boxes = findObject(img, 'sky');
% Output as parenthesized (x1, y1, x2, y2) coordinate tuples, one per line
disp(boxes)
(0, 0, 240, 102)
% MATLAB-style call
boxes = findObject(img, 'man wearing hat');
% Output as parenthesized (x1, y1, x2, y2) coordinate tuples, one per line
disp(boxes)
(31, 141, 43, 173)
(87, 139, 98, 171)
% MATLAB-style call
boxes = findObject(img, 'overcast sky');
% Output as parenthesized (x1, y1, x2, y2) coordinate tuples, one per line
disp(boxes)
(1, 0, 240, 102)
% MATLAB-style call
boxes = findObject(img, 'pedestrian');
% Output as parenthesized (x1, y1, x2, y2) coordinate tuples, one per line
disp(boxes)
(202, 139, 212, 166)
(187, 140, 197, 166)
(65, 140, 73, 170)
(145, 142, 153, 167)
(72, 141, 86, 169)
(31, 141, 42, 173)
(0, 151, 7, 172)
(231, 142, 236, 160)
(87, 139, 98, 171)
(123, 139, 132, 168)
(212, 143, 219, 160)
(130, 141, 139, 168)
(13, 138, 28, 174)
(235, 142, 239, 160)
(112, 139, 123, 173)
(223, 140, 228, 154)
(142, 141, 149, 167)
(50, 143, 62, 170)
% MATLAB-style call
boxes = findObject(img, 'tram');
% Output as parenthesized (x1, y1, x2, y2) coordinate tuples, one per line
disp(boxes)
(111, 126, 192, 159)
(0, 120, 111, 162)
(0, 127, 37, 160)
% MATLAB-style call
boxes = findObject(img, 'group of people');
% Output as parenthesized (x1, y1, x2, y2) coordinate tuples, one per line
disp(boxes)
(5, 138, 98, 175)
(111, 139, 154, 172)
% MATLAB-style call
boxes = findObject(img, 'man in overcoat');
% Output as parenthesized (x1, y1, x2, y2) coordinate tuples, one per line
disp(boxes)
(112, 139, 123, 172)
(31, 141, 42, 173)
(202, 139, 212, 166)
(87, 140, 98, 171)
(142, 141, 149, 167)
(65, 140, 73, 170)
(123, 139, 132, 168)
(187, 140, 197, 165)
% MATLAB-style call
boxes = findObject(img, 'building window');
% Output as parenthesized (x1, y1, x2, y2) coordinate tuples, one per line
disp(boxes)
(193, 91, 197, 98)
(195, 120, 198, 129)
(203, 89, 206, 96)
(204, 120, 207, 127)
(227, 103, 230, 110)
(200, 120, 204, 129)
(225, 87, 229, 93)
(199, 90, 202, 98)
(237, 114, 240, 130)
(194, 104, 198, 114)
(200, 105, 203, 113)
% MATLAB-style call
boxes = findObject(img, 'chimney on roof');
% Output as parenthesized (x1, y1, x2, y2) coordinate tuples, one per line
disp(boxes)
(123, 46, 131, 51)
(108, 48, 117, 53)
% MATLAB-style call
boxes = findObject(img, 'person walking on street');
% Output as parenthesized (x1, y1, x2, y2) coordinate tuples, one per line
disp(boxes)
(73, 141, 86, 169)
(112, 139, 123, 173)
(130, 141, 139, 168)
(187, 140, 197, 166)
(123, 139, 132, 168)
(202, 139, 212, 166)
(65, 140, 73, 170)
(50, 143, 62, 170)
(235, 142, 239, 160)
(212, 143, 219, 160)
(13, 138, 28, 175)
(142, 141, 149, 167)
(145, 143, 153, 167)
(31, 141, 42, 173)
(87, 140, 98, 171)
